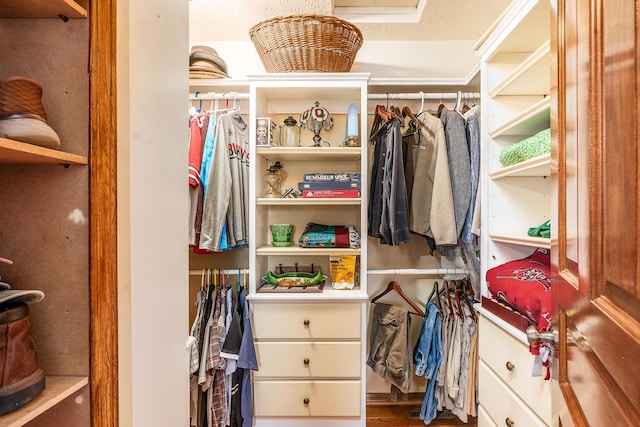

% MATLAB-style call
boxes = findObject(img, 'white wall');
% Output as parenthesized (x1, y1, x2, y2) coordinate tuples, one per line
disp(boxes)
(118, 1, 190, 426)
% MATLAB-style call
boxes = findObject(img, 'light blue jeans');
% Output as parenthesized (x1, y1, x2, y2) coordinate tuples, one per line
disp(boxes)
(413, 302, 443, 424)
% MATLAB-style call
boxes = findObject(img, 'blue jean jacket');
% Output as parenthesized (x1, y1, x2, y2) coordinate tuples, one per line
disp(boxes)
(413, 302, 443, 424)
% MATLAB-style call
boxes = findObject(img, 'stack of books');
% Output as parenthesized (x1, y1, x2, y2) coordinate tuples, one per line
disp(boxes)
(298, 172, 361, 198)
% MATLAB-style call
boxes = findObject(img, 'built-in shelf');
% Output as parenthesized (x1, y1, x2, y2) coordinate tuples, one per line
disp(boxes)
(256, 146, 361, 161)
(0, 137, 88, 165)
(490, 154, 551, 179)
(0, 376, 88, 426)
(256, 245, 361, 256)
(489, 233, 551, 249)
(490, 41, 551, 97)
(248, 287, 368, 302)
(0, 0, 87, 18)
(489, 96, 550, 138)
(256, 197, 361, 206)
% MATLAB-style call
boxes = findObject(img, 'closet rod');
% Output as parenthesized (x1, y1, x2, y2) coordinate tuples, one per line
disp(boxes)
(189, 92, 250, 101)
(189, 268, 249, 276)
(367, 92, 480, 100)
(367, 268, 468, 275)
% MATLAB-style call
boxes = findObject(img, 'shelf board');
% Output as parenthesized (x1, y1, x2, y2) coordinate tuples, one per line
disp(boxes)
(0, 376, 88, 426)
(256, 245, 361, 256)
(489, 233, 551, 249)
(248, 287, 368, 302)
(490, 154, 551, 179)
(490, 41, 551, 97)
(257, 197, 361, 206)
(489, 96, 551, 138)
(0, 0, 87, 18)
(256, 146, 362, 161)
(0, 137, 88, 165)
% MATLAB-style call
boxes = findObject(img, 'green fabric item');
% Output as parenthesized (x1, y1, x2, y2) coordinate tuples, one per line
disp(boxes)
(499, 128, 551, 167)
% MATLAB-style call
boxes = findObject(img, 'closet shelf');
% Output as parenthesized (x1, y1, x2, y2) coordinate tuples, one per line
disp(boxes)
(256, 245, 361, 256)
(489, 96, 550, 138)
(367, 268, 468, 276)
(0, 137, 88, 165)
(490, 154, 551, 179)
(0, 0, 87, 18)
(489, 233, 551, 249)
(248, 287, 368, 302)
(489, 41, 551, 97)
(0, 376, 88, 426)
(257, 146, 361, 161)
(256, 198, 361, 206)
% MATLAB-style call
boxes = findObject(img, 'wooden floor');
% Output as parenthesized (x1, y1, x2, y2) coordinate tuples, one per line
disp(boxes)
(366, 394, 477, 427)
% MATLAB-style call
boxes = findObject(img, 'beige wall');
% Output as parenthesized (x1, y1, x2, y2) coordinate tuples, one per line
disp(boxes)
(118, 1, 190, 425)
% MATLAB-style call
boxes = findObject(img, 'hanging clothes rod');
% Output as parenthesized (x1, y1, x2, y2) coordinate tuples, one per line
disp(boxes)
(367, 268, 468, 276)
(189, 268, 249, 276)
(367, 92, 480, 100)
(189, 91, 250, 101)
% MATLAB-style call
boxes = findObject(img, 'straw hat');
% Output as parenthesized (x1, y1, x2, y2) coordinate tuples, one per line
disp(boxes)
(0, 77, 61, 149)
(189, 46, 230, 79)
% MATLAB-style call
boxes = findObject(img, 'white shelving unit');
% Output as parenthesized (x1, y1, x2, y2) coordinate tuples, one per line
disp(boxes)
(476, 0, 552, 425)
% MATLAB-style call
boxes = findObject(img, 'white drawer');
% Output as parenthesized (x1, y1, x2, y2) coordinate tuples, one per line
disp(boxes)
(252, 302, 361, 339)
(253, 380, 361, 417)
(478, 316, 551, 422)
(254, 341, 361, 378)
(478, 360, 546, 427)
(478, 404, 498, 427)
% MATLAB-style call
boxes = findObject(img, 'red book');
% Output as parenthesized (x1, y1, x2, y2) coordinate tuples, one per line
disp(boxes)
(302, 189, 361, 198)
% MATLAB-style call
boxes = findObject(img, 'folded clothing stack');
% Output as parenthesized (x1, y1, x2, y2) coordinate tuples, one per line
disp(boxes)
(499, 128, 551, 167)
(298, 222, 361, 248)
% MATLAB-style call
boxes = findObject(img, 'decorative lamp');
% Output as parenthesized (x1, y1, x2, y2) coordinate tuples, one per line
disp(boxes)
(299, 101, 333, 147)
(263, 161, 287, 198)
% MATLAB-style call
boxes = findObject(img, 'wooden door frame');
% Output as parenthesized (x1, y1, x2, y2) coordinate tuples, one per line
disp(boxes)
(89, 0, 119, 425)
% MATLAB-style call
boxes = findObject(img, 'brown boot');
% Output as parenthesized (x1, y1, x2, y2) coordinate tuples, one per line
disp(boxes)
(0, 302, 45, 415)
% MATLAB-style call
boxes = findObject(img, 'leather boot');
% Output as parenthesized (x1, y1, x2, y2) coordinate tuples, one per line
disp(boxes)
(0, 302, 45, 415)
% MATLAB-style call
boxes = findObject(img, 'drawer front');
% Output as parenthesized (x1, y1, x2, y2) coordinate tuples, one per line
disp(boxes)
(252, 302, 361, 339)
(253, 380, 361, 417)
(478, 404, 498, 427)
(478, 360, 547, 427)
(478, 316, 551, 422)
(254, 341, 361, 378)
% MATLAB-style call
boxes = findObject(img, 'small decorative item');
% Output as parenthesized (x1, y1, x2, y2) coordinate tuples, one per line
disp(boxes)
(256, 117, 277, 146)
(300, 101, 333, 147)
(263, 161, 286, 197)
(344, 102, 360, 146)
(270, 224, 295, 247)
(278, 116, 300, 147)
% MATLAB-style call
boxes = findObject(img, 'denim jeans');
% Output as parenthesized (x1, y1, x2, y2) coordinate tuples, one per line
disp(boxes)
(367, 302, 412, 393)
(413, 302, 443, 424)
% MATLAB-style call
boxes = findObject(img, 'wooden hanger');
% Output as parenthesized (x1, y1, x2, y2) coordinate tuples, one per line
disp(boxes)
(442, 280, 456, 318)
(449, 280, 465, 320)
(371, 280, 425, 317)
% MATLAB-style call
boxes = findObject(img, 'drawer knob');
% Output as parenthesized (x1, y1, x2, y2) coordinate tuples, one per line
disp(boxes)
(505, 361, 515, 371)
(505, 417, 515, 426)
(303, 398, 310, 405)
(303, 319, 310, 326)
(303, 358, 310, 365)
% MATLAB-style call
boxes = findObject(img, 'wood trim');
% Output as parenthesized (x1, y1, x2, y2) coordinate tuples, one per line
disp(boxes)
(89, 0, 119, 425)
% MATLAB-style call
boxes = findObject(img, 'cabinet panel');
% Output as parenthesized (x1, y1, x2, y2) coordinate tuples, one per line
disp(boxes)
(479, 317, 551, 423)
(253, 380, 361, 417)
(478, 404, 498, 427)
(252, 302, 361, 339)
(478, 361, 546, 427)
(254, 342, 361, 378)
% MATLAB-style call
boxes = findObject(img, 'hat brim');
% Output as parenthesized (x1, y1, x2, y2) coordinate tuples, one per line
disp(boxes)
(0, 289, 45, 305)
(189, 68, 230, 79)
(0, 115, 61, 149)
(190, 51, 228, 74)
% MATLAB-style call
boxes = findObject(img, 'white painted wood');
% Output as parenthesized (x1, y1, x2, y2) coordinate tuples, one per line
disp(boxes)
(254, 342, 361, 378)
(478, 404, 499, 427)
(252, 302, 362, 339)
(253, 380, 361, 417)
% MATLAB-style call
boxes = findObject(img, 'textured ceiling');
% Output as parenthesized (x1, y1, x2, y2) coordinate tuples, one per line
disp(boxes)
(189, 0, 511, 42)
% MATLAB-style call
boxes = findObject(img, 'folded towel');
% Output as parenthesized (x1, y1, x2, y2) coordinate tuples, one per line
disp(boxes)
(500, 128, 551, 167)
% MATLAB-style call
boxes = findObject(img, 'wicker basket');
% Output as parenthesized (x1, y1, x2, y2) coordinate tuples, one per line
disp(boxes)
(249, 14, 363, 73)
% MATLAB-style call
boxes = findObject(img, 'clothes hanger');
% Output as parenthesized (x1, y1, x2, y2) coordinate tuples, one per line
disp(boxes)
(450, 280, 465, 320)
(427, 281, 444, 314)
(442, 280, 456, 318)
(371, 280, 425, 317)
